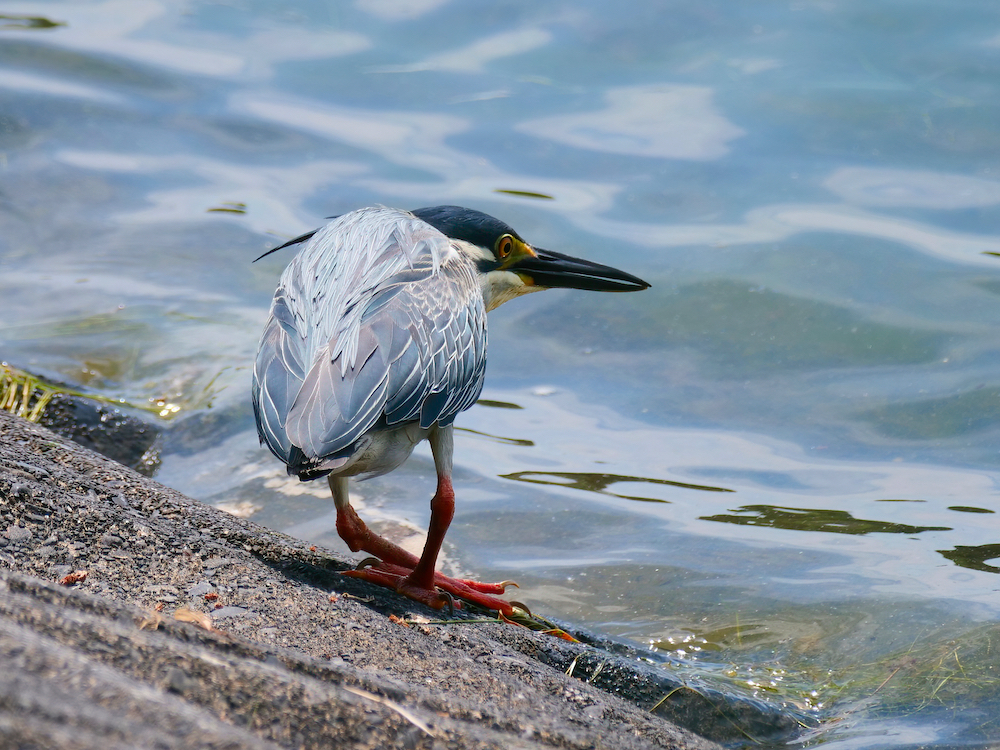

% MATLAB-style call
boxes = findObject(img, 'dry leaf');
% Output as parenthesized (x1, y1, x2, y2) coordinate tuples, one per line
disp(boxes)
(138, 611, 164, 631)
(174, 606, 213, 631)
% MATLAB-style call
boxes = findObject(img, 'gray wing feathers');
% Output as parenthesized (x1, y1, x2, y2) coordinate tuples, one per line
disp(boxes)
(285, 255, 486, 459)
(381, 263, 486, 428)
(252, 291, 308, 462)
(253, 207, 487, 468)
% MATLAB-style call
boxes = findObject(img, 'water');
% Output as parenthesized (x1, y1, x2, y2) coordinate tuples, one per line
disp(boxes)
(3, 1, 1000, 745)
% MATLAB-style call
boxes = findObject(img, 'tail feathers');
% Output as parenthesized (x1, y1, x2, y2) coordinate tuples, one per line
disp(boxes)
(285, 444, 355, 481)
(285, 446, 315, 479)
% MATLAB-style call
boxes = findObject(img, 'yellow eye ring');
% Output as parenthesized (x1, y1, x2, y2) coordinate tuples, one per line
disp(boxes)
(497, 234, 514, 260)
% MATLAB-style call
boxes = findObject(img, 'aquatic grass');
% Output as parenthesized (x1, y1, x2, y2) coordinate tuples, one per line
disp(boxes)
(0, 362, 196, 422)
(409, 603, 579, 641)
(861, 628, 1000, 725)
(647, 621, 1000, 745)
(0, 363, 59, 422)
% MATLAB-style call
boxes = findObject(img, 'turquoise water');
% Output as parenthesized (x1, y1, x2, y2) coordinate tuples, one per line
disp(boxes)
(3, 1, 1000, 744)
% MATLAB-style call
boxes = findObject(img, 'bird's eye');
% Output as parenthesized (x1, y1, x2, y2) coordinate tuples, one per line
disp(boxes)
(497, 235, 514, 259)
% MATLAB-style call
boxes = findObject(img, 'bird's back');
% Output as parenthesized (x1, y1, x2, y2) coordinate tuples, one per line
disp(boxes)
(252, 207, 488, 479)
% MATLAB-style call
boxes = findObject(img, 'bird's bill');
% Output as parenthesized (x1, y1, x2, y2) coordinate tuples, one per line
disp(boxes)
(513, 248, 650, 292)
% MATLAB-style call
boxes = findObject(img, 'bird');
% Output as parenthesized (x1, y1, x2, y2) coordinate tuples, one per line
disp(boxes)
(252, 205, 649, 615)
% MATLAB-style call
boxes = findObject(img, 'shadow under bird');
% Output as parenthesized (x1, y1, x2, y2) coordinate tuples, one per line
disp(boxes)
(252, 205, 649, 615)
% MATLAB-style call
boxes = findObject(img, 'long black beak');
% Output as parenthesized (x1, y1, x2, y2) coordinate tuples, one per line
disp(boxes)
(514, 248, 650, 292)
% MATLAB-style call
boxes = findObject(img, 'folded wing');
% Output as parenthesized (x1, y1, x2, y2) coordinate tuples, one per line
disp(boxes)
(252, 207, 487, 477)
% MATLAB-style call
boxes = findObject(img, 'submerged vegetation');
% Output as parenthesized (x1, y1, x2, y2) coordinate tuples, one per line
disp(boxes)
(648, 619, 1000, 746)
(0, 362, 172, 421)
(0, 362, 218, 423)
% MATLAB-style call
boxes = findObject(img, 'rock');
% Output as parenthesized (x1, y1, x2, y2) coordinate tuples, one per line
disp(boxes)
(4, 525, 31, 542)
(37, 393, 161, 476)
(187, 580, 214, 597)
(0, 409, 802, 749)
(210, 606, 251, 620)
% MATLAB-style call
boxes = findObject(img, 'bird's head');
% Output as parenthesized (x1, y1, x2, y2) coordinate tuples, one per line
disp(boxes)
(411, 205, 650, 312)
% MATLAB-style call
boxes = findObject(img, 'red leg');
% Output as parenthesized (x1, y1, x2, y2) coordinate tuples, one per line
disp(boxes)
(336, 502, 419, 568)
(336, 501, 514, 596)
(402, 474, 454, 590)
(337, 474, 516, 614)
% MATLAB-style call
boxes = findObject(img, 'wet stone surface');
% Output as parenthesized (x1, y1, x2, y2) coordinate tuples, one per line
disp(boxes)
(0, 410, 797, 749)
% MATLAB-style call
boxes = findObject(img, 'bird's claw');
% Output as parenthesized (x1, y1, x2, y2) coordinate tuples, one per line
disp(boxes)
(354, 556, 382, 571)
(437, 589, 457, 617)
(507, 600, 533, 618)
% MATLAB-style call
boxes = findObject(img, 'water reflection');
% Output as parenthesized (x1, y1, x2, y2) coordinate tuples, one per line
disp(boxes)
(0, 14, 65, 30)
(0, 69, 121, 102)
(234, 93, 469, 175)
(862, 387, 1000, 440)
(517, 84, 745, 160)
(824, 167, 1000, 209)
(206, 201, 247, 215)
(502, 470, 732, 502)
(938, 544, 1000, 573)
(578, 202, 1000, 268)
(232, 92, 622, 215)
(493, 189, 554, 200)
(947, 506, 995, 514)
(702, 505, 952, 535)
(356, 0, 448, 22)
(456, 426, 534, 448)
(475, 398, 522, 410)
(530, 279, 943, 371)
(372, 27, 551, 74)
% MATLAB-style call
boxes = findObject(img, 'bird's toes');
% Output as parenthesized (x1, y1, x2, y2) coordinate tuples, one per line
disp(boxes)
(395, 577, 461, 612)
(447, 577, 518, 594)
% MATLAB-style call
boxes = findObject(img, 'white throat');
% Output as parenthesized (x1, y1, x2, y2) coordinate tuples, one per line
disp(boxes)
(480, 269, 541, 312)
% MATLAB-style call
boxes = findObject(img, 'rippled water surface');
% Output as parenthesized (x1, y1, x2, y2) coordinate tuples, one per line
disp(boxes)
(4, 1, 1000, 745)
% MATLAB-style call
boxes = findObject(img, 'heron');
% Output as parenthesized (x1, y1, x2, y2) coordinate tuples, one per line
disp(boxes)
(252, 205, 649, 615)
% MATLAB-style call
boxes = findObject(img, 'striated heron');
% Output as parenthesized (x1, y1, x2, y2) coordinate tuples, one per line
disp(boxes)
(252, 205, 649, 614)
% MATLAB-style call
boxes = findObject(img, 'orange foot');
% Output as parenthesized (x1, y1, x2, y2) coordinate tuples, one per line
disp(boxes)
(342, 560, 518, 616)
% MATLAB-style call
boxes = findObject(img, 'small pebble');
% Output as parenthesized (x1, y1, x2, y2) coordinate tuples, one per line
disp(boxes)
(4, 525, 32, 542)
(210, 606, 250, 620)
(187, 580, 214, 597)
